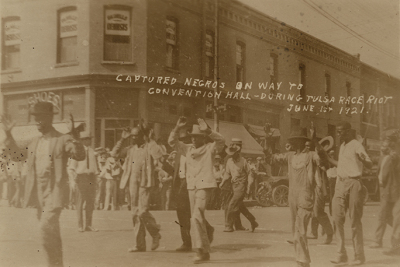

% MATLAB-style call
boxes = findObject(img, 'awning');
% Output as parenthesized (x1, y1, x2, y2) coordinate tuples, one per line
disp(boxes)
(206, 119, 264, 156)
(0, 122, 84, 147)
(244, 124, 280, 138)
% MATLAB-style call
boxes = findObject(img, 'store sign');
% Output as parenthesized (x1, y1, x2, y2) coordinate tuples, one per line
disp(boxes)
(28, 91, 61, 112)
(60, 10, 78, 38)
(5, 20, 21, 46)
(105, 9, 130, 36)
(166, 19, 176, 45)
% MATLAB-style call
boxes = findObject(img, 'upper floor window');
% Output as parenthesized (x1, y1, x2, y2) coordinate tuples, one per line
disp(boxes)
(269, 53, 278, 83)
(346, 82, 351, 108)
(324, 73, 331, 97)
(57, 7, 78, 63)
(166, 17, 179, 69)
(205, 30, 214, 78)
(236, 41, 245, 83)
(2, 16, 21, 70)
(298, 64, 306, 101)
(104, 6, 132, 62)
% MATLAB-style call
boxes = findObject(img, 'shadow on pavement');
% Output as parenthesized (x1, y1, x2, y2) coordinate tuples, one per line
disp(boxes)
(211, 243, 270, 253)
(207, 256, 294, 264)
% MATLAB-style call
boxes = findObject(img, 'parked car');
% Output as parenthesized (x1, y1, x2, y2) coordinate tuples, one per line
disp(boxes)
(256, 175, 289, 207)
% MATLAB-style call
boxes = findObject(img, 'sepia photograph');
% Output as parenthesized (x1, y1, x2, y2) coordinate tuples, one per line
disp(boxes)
(0, 0, 399, 266)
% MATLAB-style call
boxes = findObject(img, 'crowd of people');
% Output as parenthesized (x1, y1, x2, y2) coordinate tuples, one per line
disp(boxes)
(1, 101, 400, 267)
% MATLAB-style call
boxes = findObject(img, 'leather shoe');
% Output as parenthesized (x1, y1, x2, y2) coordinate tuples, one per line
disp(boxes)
(151, 233, 161, 250)
(128, 247, 145, 252)
(176, 244, 192, 252)
(207, 226, 214, 244)
(369, 242, 382, 249)
(349, 259, 365, 265)
(193, 252, 210, 264)
(78, 227, 85, 232)
(235, 226, 248, 231)
(330, 255, 348, 265)
(223, 227, 234, 232)
(85, 226, 98, 232)
(322, 234, 333, 245)
(251, 221, 259, 232)
(286, 239, 294, 245)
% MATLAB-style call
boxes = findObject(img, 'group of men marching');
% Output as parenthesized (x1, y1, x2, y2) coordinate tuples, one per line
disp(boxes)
(1, 101, 400, 267)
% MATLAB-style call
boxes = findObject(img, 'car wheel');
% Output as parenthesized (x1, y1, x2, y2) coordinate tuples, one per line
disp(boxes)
(272, 185, 289, 207)
(255, 183, 273, 207)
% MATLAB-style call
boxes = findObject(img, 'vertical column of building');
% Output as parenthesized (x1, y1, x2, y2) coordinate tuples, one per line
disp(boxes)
(85, 86, 95, 145)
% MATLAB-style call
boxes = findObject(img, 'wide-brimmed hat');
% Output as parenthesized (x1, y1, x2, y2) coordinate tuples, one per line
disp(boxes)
(188, 125, 207, 136)
(319, 136, 334, 152)
(30, 102, 55, 115)
(256, 156, 262, 160)
(178, 129, 190, 141)
(80, 131, 93, 139)
(287, 127, 310, 141)
(225, 144, 240, 155)
(231, 138, 242, 145)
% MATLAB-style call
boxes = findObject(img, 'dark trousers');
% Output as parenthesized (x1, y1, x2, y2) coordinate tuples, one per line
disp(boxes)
(374, 199, 395, 244)
(311, 186, 334, 237)
(332, 177, 365, 261)
(130, 181, 160, 250)
(175, 178, 192, 247)
(76, 174, 96, 228)
(391, 197, 400, 248)
(226, 182, 256, 229)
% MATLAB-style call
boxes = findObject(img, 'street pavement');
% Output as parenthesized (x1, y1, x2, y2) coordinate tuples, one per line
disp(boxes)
(1, 201, 400, 267)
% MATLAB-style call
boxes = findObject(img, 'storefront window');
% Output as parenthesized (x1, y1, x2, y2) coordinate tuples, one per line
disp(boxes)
(104, 6, 132, 62)
(57, 7, 78, 63)
(2, 16, 21, 70)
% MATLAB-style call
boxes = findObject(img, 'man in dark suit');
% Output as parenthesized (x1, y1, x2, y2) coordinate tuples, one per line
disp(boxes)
(370, 139, 400, 248)
(2, 102, 85, 267)
(171, 130, 192, 251)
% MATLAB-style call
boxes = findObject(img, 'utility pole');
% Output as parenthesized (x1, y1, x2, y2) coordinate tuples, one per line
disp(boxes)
(377, 78, 384, 140)
(213, 0, 219, 132)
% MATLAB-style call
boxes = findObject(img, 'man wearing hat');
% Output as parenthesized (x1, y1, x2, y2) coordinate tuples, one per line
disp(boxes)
(1, 102, 85, 266)
(168, 117, 225, 263)
(68, 131, 99, 232)
(220, 139, 259, 233)
(264, 125, 326, 267)
(111, 124, 164, 253)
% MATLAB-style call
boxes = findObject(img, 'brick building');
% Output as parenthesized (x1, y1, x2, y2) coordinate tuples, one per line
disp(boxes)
(1, 0, 399, 155)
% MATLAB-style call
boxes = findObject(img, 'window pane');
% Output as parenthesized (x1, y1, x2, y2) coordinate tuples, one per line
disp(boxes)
(3, 18, 21, 69)
(60, 36, 77, 62)
(5, 45, 20, 69)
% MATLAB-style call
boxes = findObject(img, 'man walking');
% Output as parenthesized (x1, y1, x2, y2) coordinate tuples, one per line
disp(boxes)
(220, 139, 259, 233)
(2, 102, 85, 267)
(329, 121, 372, 265)
(68, 131, 99, 232)
(168, 117, 225, 263)
(111, 125, 163, 252)
(171, 131, 192, 251)
(264, 126, 325, 267)
(370, 139, 400, 248)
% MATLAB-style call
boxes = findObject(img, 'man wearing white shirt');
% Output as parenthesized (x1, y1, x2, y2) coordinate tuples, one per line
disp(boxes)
(68, 131, 99, 232)
(169, 117, 225, 263)
(329, 121, 372, 265)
